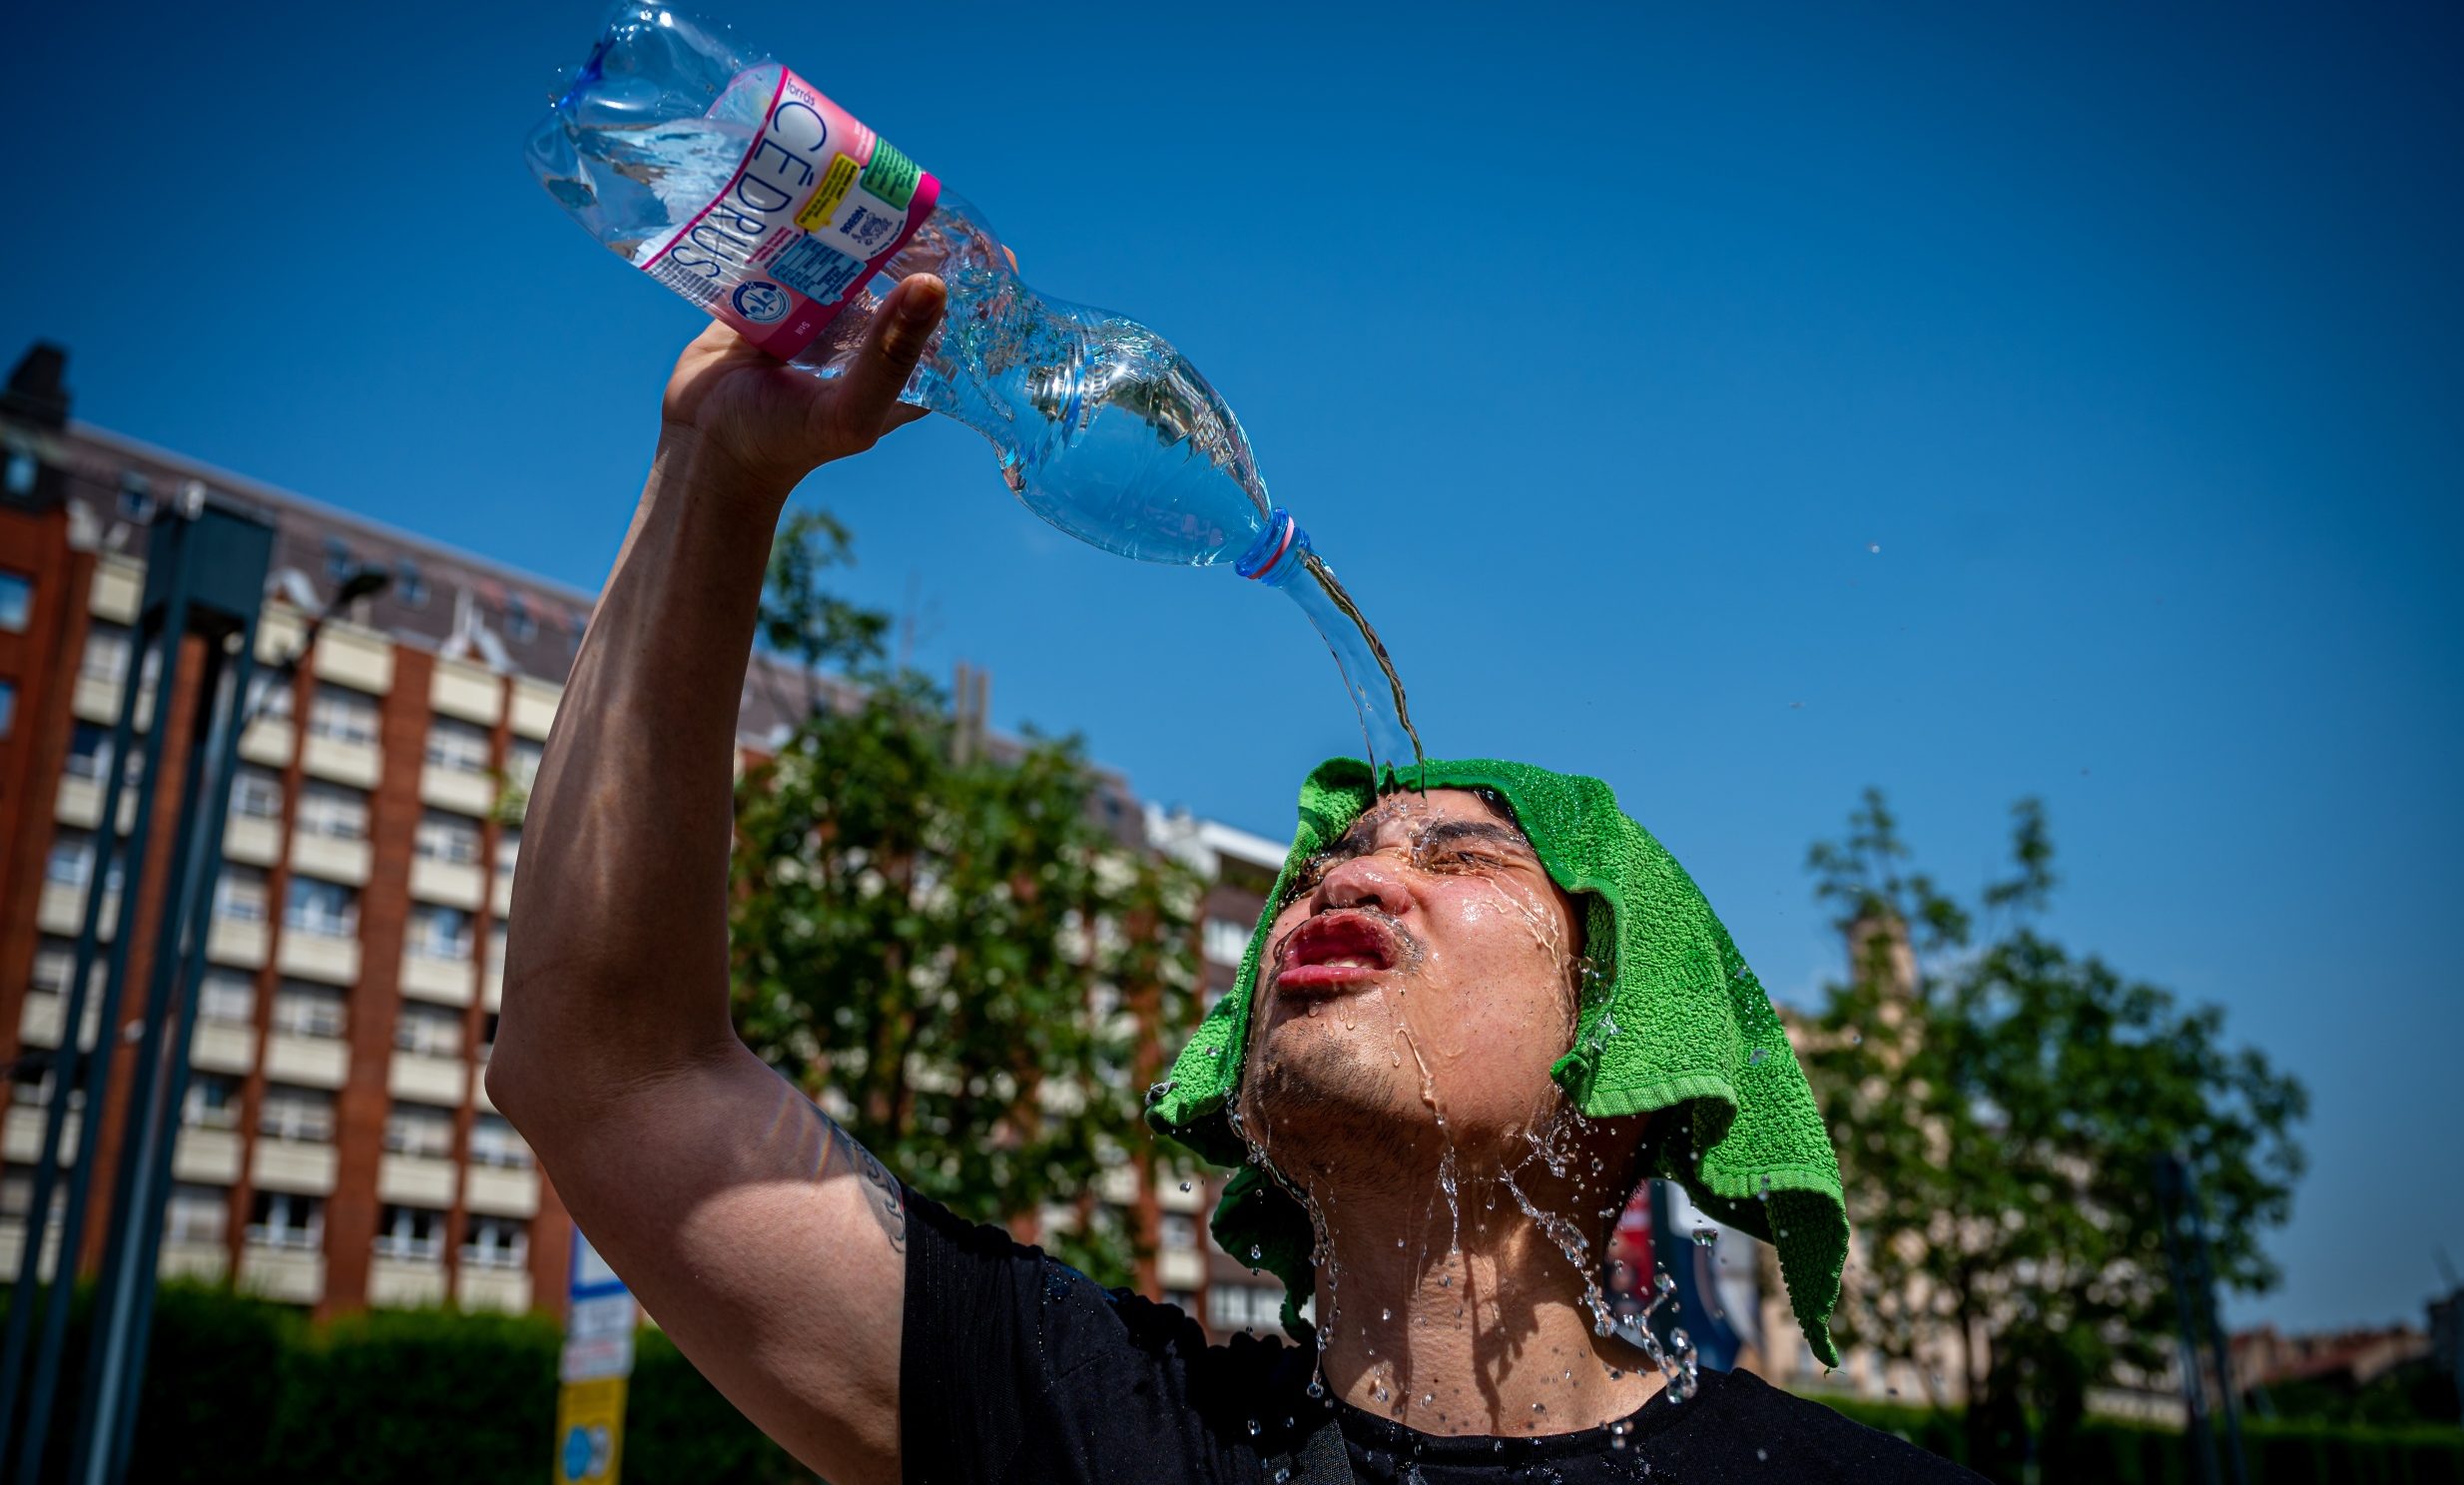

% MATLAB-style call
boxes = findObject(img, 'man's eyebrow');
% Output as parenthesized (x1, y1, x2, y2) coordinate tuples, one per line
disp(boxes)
(1317, 816, 1538, 862)
(1417, 819, 1540, 857)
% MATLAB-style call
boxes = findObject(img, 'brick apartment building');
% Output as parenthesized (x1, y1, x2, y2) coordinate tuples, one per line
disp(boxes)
(0, 341, 1293, 1337)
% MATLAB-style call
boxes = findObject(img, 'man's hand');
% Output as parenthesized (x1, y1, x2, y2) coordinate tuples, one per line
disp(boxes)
(659, 272, 948, 501)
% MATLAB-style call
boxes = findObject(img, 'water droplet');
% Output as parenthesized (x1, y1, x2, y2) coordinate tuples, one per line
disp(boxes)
(1250, 1245, 1262, 1261)
(1306, 1378, 1325, 1399)
(1758, 1447, 1770, 1461)
(1179, 1181, 1192, 1192)
(1273, 1470, 1291, 1484)
(1247, 1419, 1260, 1437)
(1532, 1402, 1546, 1415)
(1692, 1227, 1717, 1246)
(1867, 542, 1881, 553)
(1381, 1307, 1391, 1321)
(1748, 1046, 1768, 1066)
(1439, 1274, 1450, 1288)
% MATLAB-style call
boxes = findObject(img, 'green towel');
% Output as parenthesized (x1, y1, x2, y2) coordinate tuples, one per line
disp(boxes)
(1145, 756, 1848, 1367)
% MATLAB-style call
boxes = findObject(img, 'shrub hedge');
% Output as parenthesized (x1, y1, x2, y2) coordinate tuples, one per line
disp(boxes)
(5, 1281, 794, 1484)
(1815, 1392, 2464, 1485)
(7, 1283, 2455, 1483)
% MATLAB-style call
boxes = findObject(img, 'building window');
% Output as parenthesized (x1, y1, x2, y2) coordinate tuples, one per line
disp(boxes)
(118, 471, 154, 521)
(504, 594, 536, 643)
(64, 723, 111, 781)
(227, 763, 283, 820)
(414, 810, 482, 866)
(79, 622, 131, 684)
(0, 569, 30, 632)
(464, 1214, 529, 1269)
(375, 1204, 445, 1261)
(408, 904, 473, 962)
(1159, 1213, 1197, 1251)
(383, 1103, 455, 1158)
(424, 717, 491, 776)
(165, 1183, 229, 1246)
(1203, 918, 1252, 969)
(323, 537, 354, 584)
(259, 1085, 335, 1143)
(284, 877, 356, 938)
(198, 971, 256, 1025)
(248, 1191, 323, 1250)
(184, 1074, 241, 1130)
(244, 671, 294, 724)
(395, 559, 427, 609)
(10, 1060, 60, 1111)
(306, 684, 378, 747)
(506, 738, 544, 794)
(294, 782, 369, 841)
(494, 829, 520, 887)
(469, 1114, 532, 1169)
(4, 442, 35, 496)
(0, 679, 14, 739)
(394, 1004, 463, 1060)
(31, 937, 87, 997)
(45, 831, 95, 888)
(214, 866, 271, 924)
(272, 981, 347, 1040)
(1208, 1284, 1286, 1334)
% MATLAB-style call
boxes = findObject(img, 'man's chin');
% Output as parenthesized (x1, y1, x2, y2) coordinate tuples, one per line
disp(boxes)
(1246, 1035, 1418, 1154)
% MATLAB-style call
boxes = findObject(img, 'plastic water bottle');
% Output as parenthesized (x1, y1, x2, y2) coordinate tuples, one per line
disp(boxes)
(527, 4, 1421, 773)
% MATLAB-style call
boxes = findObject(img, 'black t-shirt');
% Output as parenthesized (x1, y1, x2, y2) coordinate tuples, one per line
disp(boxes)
(901, 1187, 1981, 1484)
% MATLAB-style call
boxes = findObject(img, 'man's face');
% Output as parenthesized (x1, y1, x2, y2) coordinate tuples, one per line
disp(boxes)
(1237, 788, 1586, 1173)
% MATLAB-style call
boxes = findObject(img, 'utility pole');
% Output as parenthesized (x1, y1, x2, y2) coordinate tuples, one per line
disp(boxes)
(0, 492, 274, 1485)
(2155, 1151, 2249, 1485)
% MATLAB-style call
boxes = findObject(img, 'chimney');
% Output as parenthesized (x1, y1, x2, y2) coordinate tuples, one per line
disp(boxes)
(3, 342, 72, 430)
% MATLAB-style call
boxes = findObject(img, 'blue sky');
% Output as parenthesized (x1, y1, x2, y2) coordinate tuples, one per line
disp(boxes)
(9, 2, 2457, 1333)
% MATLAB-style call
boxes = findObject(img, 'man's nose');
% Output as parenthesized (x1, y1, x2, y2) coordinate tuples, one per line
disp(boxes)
(1314, 854, 1411, 918)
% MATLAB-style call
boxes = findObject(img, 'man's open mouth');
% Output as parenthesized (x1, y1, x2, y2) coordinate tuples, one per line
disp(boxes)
(1273, 911, 1401, 997)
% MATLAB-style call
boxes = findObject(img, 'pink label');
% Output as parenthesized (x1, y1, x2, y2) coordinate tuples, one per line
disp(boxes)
(638, 67, 940, 362)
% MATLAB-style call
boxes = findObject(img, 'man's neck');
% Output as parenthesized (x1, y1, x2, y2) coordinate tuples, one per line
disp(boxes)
(1303, 1172, 1663, 1438)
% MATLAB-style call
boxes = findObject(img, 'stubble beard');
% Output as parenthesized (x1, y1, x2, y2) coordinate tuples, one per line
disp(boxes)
(1243, 1016, 1432, 1196)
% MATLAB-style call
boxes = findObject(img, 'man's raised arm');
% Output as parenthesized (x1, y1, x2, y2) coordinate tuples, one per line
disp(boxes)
(486, 277, 947, 1485)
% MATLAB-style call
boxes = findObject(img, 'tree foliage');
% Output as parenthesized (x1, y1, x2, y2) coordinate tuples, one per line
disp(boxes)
(726, 509, 1203, 1285)
(1801, 789, 2307, 1475)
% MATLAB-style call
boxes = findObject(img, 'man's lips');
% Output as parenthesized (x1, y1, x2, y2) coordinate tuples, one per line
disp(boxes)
(1274, 912, 1401, 997)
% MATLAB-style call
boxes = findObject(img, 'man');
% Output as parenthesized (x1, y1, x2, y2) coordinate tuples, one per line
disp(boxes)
(491, 274, 1980, 1483)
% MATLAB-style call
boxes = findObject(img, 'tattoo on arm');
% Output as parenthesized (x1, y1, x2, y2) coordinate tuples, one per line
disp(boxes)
(815, 1107, 908, 1254)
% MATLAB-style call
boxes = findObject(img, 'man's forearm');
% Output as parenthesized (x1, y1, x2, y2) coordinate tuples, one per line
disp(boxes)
(492, 431, 785, 1112)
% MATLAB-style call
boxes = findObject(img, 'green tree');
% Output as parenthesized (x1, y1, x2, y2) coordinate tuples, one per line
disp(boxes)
(1801, 789, 2307, 1477)
(726, 509, 1203, 1285)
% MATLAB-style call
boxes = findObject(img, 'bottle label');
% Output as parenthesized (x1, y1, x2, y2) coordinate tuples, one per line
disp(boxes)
(638, 66, 941, 362)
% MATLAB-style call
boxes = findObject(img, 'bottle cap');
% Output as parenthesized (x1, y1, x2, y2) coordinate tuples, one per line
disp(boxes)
(1235, 509, 1310, 588)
